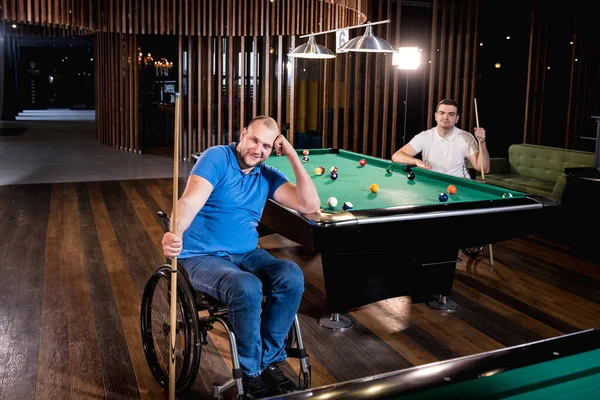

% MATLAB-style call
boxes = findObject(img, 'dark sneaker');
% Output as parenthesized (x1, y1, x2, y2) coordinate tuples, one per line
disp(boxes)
(262, 363, 299, 395)
(243, 374, 269, 399)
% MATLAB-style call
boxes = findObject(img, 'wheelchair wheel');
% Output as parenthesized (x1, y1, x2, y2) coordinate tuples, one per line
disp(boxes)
(285, 324, 297, 349)
(461, 245, 486, 257)
(141, 265, 201, 392)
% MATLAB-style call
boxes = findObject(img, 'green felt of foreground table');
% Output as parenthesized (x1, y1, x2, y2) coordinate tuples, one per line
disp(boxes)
(274, 328, 600, 399)
(264, 148, 525, 212)
(398, 348, 600, 399)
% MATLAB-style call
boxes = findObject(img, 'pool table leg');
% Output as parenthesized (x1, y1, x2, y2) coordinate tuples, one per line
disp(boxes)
(426, 295, 459, 311)
(317, 313, 354, 331)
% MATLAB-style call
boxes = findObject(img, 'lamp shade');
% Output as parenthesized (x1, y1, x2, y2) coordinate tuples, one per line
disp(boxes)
(337, 25, 395, 53)
(288, 35, 336, 59)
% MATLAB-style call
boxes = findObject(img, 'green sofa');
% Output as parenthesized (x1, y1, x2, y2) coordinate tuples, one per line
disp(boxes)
(475, 144, 595, 201)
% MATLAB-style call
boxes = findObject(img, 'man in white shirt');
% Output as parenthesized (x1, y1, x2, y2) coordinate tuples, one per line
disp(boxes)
(392, 99, 490, 179)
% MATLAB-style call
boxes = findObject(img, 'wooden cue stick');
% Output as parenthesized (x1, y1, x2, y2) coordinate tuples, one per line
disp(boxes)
(474, 98, 494, 267)
(474, 98, 485, 182)
(169, 92, 181, 400)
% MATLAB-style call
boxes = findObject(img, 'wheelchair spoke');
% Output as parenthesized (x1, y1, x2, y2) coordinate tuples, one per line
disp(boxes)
(141, 265, 201, 392)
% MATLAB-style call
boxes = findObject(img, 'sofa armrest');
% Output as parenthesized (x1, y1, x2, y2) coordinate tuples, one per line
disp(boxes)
(489, 157, 509, 174)
(468, 157, 509, 175)
(551, 174, 568, 202)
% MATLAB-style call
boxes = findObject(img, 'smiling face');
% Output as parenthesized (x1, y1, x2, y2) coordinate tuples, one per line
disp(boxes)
(236, 118, 280, 170)
(435, 104, 460, 131)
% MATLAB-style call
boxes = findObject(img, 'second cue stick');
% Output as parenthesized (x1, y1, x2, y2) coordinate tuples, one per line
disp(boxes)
(474, 98, 494, 268)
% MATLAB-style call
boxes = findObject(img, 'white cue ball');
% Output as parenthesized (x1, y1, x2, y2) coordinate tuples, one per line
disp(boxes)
(327, 197, 338, 208)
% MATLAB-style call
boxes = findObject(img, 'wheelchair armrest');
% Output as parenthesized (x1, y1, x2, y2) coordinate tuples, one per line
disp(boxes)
(158, 210, 171, 233)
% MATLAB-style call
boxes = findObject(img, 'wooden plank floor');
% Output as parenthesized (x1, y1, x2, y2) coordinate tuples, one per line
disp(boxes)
(1, 178, 599, 400)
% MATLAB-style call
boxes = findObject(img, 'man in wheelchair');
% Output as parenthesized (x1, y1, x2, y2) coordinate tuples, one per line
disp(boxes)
(162, 115, 320, 398)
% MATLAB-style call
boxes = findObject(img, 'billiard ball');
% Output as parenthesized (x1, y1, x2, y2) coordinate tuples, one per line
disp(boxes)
(302, 155, 309, 162)
(386, 165, 393, 174)
(327, 197, 338, 208)
(314, 167, 323, 175)
(359, 158, 366, 167)
(407, 171, 415, 180)
(330, 166, 338, 173)
(438, 192, 449, 202)
(502, 192, 514, 198)
(370, 183, 379, 193)
(330, 171, 338, 180)
(303, 149, 309, 156)
(447, 185, 457, 194)
(342, 201, 354, 211)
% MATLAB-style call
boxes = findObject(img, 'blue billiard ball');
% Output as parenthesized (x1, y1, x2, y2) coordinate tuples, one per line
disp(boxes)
(438, 192, 449, 202)
(342, 201, 354, 211)
(330, 171, 338, 180)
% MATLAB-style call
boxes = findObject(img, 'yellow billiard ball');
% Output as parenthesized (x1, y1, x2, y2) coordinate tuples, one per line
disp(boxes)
(370, 183, 379, 193)
(314, 167, 323, 175)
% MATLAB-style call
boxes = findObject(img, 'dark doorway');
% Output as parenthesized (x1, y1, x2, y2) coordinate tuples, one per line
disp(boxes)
(12, 35, 95, 111)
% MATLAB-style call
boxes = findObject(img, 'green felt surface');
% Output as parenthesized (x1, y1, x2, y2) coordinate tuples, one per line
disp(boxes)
(395, 348, 600, 400)
(265, 149, 526, 212)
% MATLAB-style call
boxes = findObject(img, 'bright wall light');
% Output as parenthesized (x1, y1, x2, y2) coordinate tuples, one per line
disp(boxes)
(392, 47, 421, 70)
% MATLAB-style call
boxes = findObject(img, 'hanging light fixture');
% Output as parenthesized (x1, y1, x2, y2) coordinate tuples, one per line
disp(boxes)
(288, 20, 394, 59)
(338, 23, 396, 53)
(288, 35, 336, 59)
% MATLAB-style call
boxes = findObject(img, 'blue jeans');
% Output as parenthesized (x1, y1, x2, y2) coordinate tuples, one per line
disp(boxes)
(179, 248, 304, 377)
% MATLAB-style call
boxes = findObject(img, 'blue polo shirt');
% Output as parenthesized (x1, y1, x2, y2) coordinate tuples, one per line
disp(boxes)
(179, 143, 289, 257)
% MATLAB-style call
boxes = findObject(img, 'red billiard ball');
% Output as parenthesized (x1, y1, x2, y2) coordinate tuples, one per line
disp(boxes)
(447, 185, 457, 194)
(359, 158, 366, 166)
(303, 149, 309, 156)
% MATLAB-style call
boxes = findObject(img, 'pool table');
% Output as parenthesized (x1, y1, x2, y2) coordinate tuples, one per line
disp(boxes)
(260, 148, 560, 323)
(271, 328, 600, 399)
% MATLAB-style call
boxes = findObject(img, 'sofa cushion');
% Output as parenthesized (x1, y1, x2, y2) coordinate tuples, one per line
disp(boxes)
(508, 144, 595, 182)
(483, 173, 556, 198)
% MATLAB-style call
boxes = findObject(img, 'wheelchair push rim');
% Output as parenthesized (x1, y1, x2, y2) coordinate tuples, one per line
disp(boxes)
(140, 265, 201, 392)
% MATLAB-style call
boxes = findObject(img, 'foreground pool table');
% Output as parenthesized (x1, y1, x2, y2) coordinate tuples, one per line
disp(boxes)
(260, 148, 560, 320)
(272, 328, 600, 399)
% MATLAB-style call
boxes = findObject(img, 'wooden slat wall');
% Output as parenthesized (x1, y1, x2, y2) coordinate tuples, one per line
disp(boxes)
(0, 0, 364, 36)
(95, 32, 140, 152)
(1, 1, 598, 158)
(423, 0, 480, 144)
(0, 1, 479, 160)
(523, 1, 599, 148)
(317, 0, 479, 159)
(47, 0, 364, 157)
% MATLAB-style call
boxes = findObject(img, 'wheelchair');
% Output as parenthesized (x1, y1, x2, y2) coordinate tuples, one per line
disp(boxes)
(140, 211, 311, 399)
